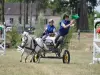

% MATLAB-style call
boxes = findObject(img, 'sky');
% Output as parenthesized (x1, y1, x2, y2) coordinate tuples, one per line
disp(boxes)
(95, 0, 100, 12)
(95, 5, 100, 12)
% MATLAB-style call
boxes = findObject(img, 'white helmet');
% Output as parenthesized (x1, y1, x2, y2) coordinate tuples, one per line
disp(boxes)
(48, 19, 54, 23)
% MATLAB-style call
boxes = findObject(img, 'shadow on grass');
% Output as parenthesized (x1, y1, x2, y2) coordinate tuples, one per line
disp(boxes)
(41, 56, 62, 59)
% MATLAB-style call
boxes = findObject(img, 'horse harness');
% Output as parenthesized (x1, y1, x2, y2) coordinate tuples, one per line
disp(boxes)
(26, 37, 37, 51)
(22, 35, 45, 52)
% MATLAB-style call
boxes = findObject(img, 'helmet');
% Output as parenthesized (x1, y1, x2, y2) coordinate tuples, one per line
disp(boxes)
(48, 19, 54, 23)
(63, 14, 69, 19)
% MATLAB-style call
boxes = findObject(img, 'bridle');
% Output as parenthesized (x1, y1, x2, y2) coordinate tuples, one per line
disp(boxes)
(21, 35, 28, 48)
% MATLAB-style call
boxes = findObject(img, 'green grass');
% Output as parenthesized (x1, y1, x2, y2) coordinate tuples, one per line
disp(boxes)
(0, 33, 100, 75)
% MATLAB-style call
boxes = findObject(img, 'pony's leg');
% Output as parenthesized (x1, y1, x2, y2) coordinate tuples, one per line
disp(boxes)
(37, 51, 41, 63)
(25, 53, 29, 63)
(20, 51, 24, 62)
(30, 53, 34, 62)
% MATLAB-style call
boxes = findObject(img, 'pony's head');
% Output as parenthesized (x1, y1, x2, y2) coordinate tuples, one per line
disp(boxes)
(20, 31, 29, 48)
(22, 31, 29, 37)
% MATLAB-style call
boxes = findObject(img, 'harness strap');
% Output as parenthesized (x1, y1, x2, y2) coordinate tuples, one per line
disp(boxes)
(23, 36, 45, 52)
(30, 38, 33, 49)
(25, 47, 35, 51)
(36, 43, 45, 51)
(28, 38, 37, 52)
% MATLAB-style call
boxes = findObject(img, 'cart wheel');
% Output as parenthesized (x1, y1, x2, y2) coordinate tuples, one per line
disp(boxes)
(63, 50, 70, 64)
(33, 53, 40, 63)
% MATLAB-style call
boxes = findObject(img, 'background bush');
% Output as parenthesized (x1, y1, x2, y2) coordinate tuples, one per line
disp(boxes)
(34, 12, 45, 37)
(6, 26, 21, 48)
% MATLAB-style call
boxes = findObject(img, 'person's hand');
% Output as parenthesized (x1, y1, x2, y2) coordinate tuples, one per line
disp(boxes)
(49, 33, 54, 35)
(49, 33, 55, 37)
(70, 20, 75, 24)
(70, 23, 75, 27)
(70, 20, 75, 26)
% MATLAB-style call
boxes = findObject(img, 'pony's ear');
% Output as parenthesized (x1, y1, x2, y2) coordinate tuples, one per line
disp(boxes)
(21, 38, 22, 41)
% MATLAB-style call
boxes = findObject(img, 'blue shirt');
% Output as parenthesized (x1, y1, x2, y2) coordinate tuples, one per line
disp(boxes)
(45, 24, 55, 34)
(59, 20, 70, 36)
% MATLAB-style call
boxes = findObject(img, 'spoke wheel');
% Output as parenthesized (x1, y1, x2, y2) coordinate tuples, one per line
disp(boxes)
(63, 50, 70, 64)
(33, 53, 40, 63)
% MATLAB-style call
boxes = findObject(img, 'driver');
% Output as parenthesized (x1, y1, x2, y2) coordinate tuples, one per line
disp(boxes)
(41, 19, 56, 41)
(55, 14, 75, 48)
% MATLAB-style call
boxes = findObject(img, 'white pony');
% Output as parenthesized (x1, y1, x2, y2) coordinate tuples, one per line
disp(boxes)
(18, 31, 44, 63)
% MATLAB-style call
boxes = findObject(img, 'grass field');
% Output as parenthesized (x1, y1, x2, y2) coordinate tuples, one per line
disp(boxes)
(0, 33, 100, 75)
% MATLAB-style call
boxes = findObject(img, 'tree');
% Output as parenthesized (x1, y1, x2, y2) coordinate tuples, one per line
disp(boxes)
(79, 0, 89, 31)
(19, 0, 22, 24)
(0, 2, 2, 22)
(0, 0, 5, 24)
(25, 0, 29, 24)
(34, 0, 49, 21)
(5, 0, 99, 31)
(69, 0, 98, 30)
(87, 0, 97, 14)
(5, 0, 23, 2)
(49, 0, 98, 31)
(49, 0, 69, 14)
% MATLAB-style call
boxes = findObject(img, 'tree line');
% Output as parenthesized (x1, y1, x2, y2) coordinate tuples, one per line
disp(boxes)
(0, 0, 100, 31)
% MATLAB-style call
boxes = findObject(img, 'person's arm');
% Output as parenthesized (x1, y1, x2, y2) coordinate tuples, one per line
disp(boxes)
(62, 20, 75, 28)
(61, 22, 70, 29)
(53, 28, 56, 33)
(70, 19, 76, 26)
(45, 27, 47, 31)
(53, 28, 56, 35)
(43, 25, 48, 33)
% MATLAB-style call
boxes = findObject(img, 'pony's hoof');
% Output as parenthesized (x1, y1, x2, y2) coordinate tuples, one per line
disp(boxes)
(30, 60, 32, 63)
(20, 60, 22, 62)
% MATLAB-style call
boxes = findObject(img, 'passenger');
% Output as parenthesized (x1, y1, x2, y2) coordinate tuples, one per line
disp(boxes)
(41, 19, 56, 41)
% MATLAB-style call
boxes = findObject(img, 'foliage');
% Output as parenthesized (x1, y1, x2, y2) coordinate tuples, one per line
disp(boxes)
(88, 14, 94, 30)
(4, 0, 98, 14)
(62, 26, 76, 49)
(88, 0, 97, 6)
(95, 11, 100, 18)
(34, 12, 45, 37)
(34, 0, 49, 20)
(5, 0, 23, 2)
(6, 26, 21, 48)
(48, 0, 98, 30)
(0, 5, 2, 22)
(48, 0, 98, 14)
(88, 11, 100, 30)
(87, 0, 98, 13)
(38, 0, 49, 11)
(48, 0, 70, 14)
